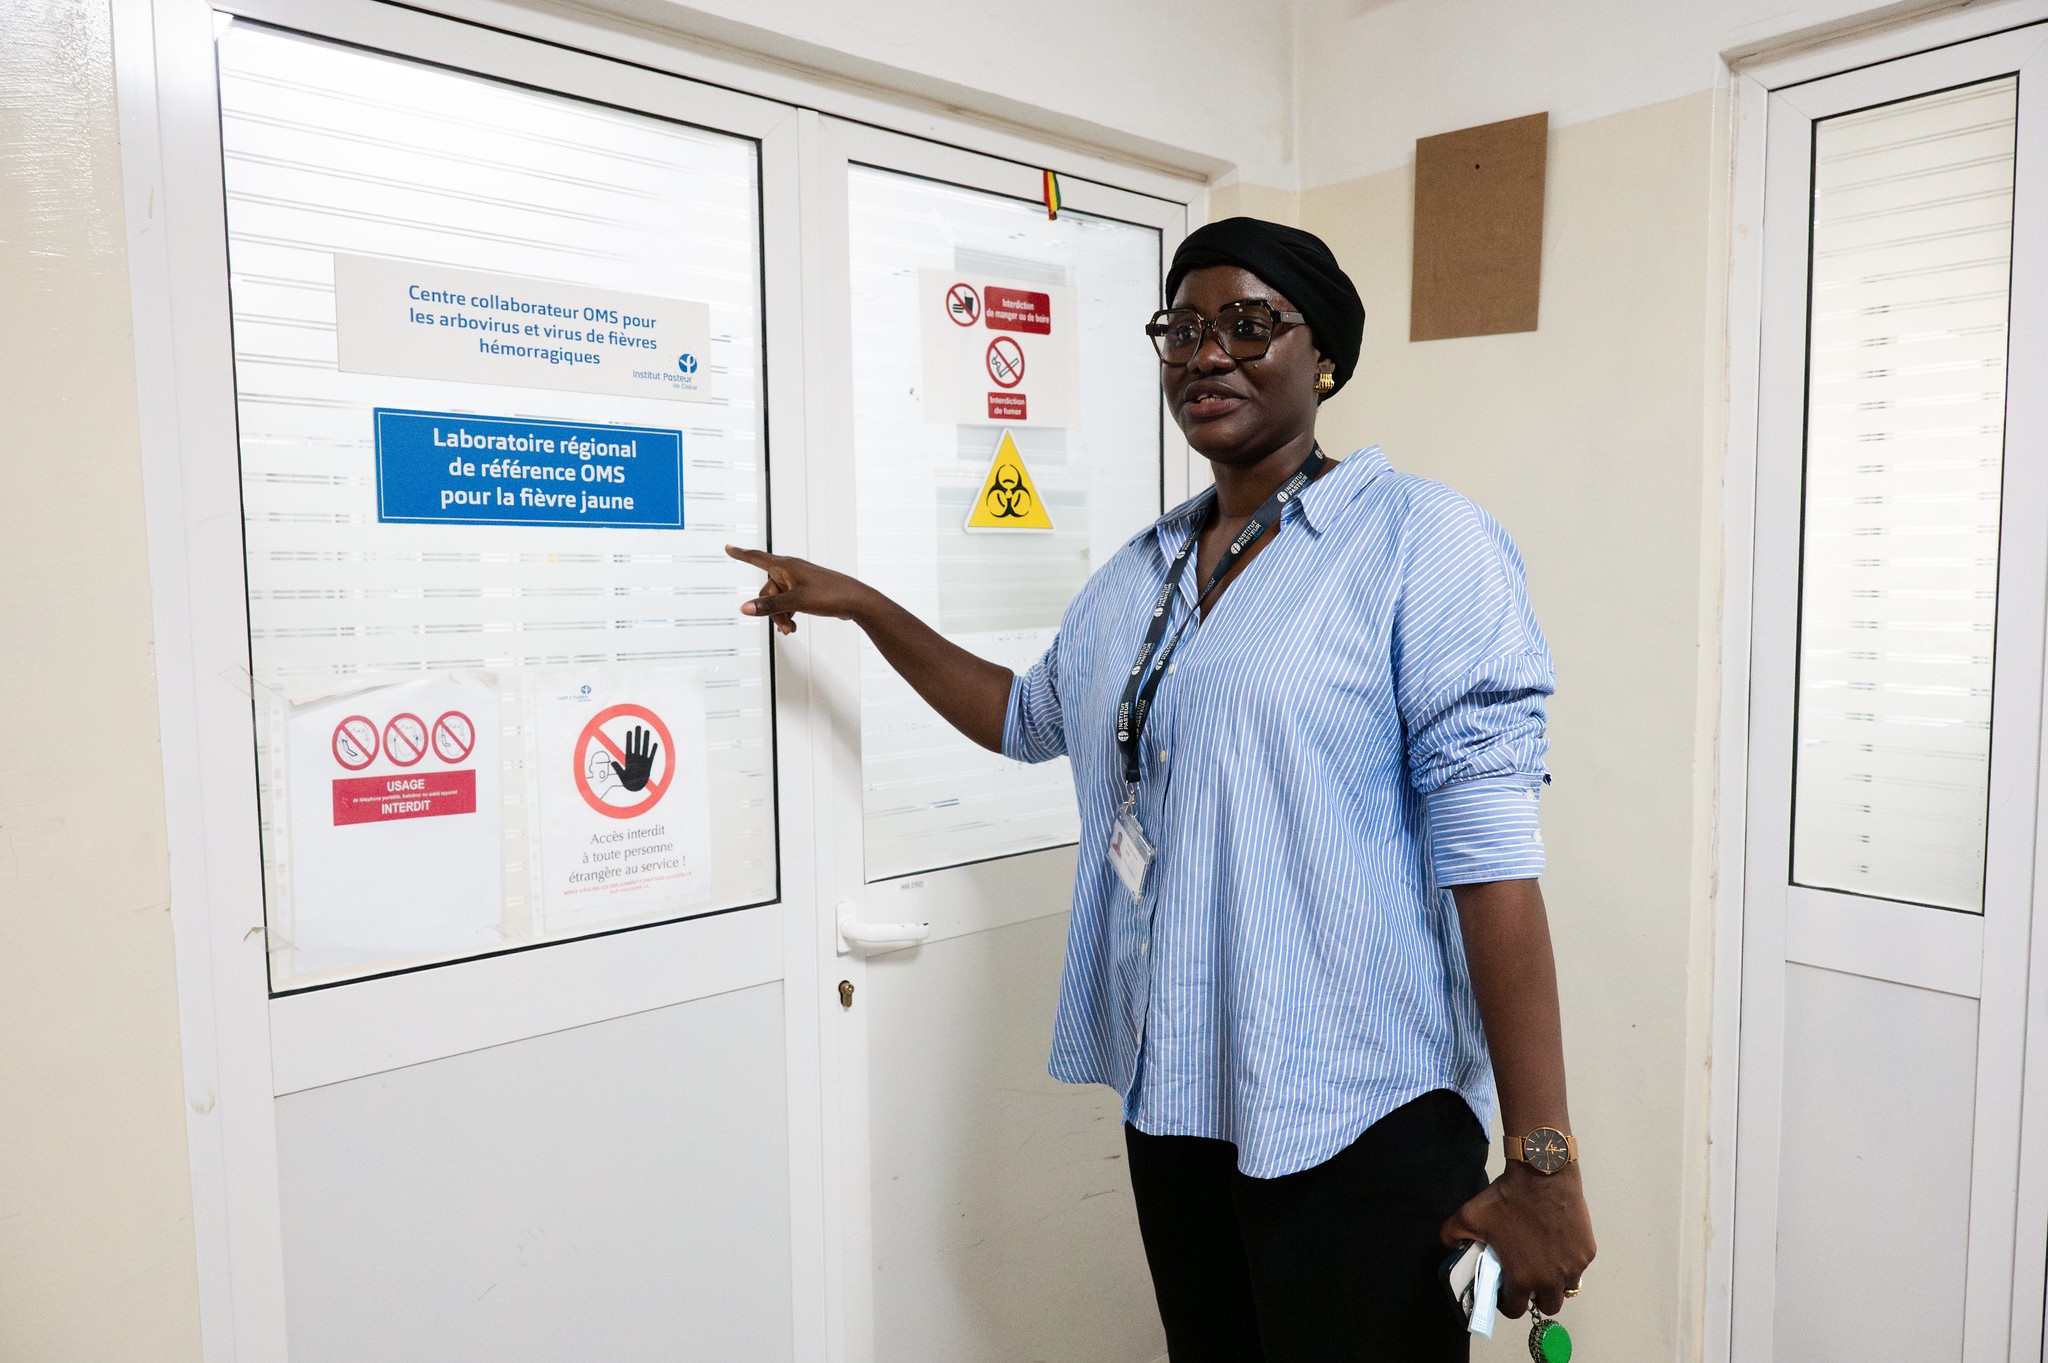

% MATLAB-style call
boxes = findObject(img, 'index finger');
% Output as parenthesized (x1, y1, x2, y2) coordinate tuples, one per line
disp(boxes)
(724, 543, 780, 568)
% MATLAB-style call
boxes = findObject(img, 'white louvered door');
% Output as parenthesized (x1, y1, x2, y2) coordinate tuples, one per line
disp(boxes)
(1732, 23, 2048, 1362)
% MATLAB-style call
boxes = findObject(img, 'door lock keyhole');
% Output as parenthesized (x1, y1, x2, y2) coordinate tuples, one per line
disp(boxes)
(838, 979, 855, 1009)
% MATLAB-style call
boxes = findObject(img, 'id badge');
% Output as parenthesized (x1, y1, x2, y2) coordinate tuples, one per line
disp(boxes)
(1106, 808, 1155, 897)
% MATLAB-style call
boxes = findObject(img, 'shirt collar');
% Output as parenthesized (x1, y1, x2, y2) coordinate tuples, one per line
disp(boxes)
(1151, 445, 1390, 548)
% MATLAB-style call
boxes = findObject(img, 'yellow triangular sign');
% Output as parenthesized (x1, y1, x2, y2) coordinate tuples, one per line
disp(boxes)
(965, 430, 1055, 532)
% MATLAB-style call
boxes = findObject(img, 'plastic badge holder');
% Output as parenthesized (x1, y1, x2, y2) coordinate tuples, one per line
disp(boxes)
(1467, 1243, 1503, 1338)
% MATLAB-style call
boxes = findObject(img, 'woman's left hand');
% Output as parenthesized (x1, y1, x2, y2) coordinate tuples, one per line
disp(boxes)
(1440, 1162, 1596, 1317)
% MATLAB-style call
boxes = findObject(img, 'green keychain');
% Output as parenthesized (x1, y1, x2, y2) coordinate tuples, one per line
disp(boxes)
(1528, 1307, 1572, 1363)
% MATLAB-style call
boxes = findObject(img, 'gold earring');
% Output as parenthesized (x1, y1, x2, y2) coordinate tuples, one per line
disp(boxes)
(1314, 372, 1336, 395)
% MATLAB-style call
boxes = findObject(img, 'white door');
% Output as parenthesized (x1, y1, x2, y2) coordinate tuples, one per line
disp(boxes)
(134, 3, 827, 1356)
(803, 121, 1189, 1362)
(1732, 23, 2048, 1362)
(131, 2, 1205, 1359)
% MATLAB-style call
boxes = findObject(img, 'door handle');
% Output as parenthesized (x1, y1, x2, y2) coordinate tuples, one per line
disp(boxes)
(836, 901, 931, 955)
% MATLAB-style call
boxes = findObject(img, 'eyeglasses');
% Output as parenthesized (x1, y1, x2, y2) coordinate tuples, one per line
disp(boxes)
(1145, 300, 1306, 365)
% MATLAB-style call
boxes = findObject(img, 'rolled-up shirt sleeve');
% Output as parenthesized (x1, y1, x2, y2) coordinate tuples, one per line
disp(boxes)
(1001, 638, 1068, 763)
(1393, 488, 1555, 886)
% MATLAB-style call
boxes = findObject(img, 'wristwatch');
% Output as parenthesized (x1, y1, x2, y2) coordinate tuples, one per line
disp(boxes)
(1507, 1127, 1578, 1174)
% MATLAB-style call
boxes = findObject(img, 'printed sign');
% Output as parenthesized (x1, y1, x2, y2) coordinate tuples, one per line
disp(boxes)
(383, 713, 429, 767)
(986, 336, 1026, 388)
(964, 429, 1055, 532)
(982, 285, 1052, 334)
(918, 269, 1079, 427)
(374, 409, 683, 529)
(332, 768, 477, 826)
(283, 675, 502, 964)
(946, 282, 980, 325)
(431, 711, 476, 763)
(531, 667, 712, 934)
(332, 715, 378, 771)
(333, 254, 713, 402)
(573, 704, 674, 819)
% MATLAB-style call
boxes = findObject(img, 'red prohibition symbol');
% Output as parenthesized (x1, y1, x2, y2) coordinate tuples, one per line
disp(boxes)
(946, 282, 980, 325)
(383, 713, 429, 767)
(332, 715, 378, 771)
(431, 710, 476, 764)
(574, 703, 676, 819)
(986, 335, 1026, 388)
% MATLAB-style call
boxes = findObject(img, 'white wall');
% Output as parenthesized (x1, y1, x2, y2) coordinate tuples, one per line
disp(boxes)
(608, 0, 1301, 185)
(1297, 0, 1990, 184)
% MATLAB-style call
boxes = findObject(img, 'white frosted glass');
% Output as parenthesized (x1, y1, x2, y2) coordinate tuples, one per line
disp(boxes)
(1791, 77, 2017, 911)
(847, 167, 1161, 880)
(217, 23, 777, 988)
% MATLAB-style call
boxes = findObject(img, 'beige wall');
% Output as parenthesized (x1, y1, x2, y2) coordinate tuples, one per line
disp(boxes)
(0, 2, 204, 1359)
(1293, 91, 1727, 1359)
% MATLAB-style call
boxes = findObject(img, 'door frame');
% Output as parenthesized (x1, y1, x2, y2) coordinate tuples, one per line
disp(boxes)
(1711, 8, 2048, 1361)
(110, 2, 1207, 1359)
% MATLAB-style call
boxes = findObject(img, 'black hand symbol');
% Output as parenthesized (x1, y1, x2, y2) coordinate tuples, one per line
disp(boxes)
(610, 725, 658, 793)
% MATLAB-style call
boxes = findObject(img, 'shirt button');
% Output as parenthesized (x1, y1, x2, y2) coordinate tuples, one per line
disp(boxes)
(1166, 663, 1176, 674)
(1158, 748, 1169, 763)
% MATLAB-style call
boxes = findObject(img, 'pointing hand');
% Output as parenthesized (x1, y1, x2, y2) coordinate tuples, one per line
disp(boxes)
(726, 544, 880, 636)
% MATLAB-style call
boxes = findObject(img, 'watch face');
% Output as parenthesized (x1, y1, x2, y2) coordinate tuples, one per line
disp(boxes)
(1522, 1128, 1571, 1174)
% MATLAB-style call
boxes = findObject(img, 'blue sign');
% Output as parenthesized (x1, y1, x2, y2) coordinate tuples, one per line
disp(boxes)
(373, 409, 683, 529)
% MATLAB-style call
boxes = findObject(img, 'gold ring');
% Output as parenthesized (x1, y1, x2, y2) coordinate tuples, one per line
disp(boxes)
(1564, 1284, 1583, 1298)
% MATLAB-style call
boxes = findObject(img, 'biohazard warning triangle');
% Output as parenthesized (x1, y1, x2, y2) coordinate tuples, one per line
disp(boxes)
(964, 429, 1055, 532)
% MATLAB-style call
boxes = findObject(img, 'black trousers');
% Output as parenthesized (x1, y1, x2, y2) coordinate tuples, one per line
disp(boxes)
(1124, 1089, 1488, 1362)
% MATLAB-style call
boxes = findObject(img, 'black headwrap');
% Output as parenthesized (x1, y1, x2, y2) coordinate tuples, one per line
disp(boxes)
(1165, 217, 1365, 396)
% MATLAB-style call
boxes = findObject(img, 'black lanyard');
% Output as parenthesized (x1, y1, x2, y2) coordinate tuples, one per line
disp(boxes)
(1114, 445, 1325, 787)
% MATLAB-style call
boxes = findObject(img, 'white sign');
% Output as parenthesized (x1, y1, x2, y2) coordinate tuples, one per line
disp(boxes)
(284, 674, 503, 969)
(334, 254, 713, 402)
(530, 667, 712, 934)
(918, 269, 1079, 427)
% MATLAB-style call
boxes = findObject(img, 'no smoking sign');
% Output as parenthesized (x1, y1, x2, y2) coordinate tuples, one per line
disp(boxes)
(985, 335, 1026, 388)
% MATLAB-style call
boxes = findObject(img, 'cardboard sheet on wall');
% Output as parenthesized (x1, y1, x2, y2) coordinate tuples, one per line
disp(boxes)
(1411, 112, 1548, 341)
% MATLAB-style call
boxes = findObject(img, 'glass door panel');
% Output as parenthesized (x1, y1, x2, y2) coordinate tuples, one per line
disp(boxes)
(217, 21, 778, 990)
(1791, 76, 2018, 911)
(846, 166, 1161, 881)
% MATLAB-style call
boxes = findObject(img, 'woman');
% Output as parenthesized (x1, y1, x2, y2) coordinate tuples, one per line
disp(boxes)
(728, 217, 1595, 1360)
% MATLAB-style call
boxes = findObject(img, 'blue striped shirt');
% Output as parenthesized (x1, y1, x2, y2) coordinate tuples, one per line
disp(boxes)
(1002, 446, 1553, 1178)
